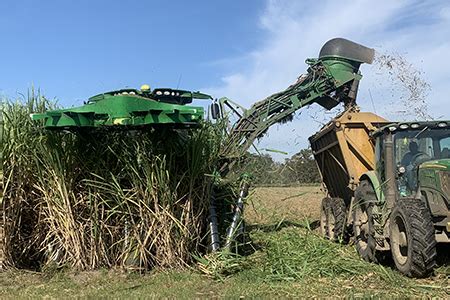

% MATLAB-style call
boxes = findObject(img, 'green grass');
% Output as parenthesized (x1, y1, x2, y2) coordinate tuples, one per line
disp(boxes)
(1, 214, 448, 298)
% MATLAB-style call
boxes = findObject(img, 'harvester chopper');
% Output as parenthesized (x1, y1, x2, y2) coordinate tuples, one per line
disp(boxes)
(28, 38, 375, 253)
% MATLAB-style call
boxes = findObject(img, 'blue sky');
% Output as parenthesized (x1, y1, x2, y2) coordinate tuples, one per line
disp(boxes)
(1, 0, 264, 103)
(2, 0, 450, 160)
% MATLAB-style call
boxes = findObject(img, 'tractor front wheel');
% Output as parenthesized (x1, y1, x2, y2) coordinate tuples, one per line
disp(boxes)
(390, 198, 437, 277)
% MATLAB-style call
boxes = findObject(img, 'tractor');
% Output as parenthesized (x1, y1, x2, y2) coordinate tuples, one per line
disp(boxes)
(310, 110, 450, 277)
(354, 121, 450, 277)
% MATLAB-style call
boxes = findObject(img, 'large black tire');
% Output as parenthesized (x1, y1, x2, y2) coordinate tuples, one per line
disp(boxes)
(353, 180, 378, 262)
(319, 198, 331, 239)
(320, 197, 347, 242)
(330, 197, 348, 243)
(320, 197, 331, 238)
(390, 198, 437, 278)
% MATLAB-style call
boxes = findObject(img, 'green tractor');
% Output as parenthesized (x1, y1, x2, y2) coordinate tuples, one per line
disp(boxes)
(354, 121, 450, 277)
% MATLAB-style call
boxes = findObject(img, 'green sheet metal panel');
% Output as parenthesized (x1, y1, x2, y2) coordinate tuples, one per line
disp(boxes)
(31, 88, 210, 129)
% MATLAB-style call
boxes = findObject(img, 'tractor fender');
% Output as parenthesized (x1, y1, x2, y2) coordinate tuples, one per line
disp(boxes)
(359, 171, 385, 204)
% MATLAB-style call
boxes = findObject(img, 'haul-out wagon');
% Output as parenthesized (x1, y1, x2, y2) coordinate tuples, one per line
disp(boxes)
(308, 108, 389, 240)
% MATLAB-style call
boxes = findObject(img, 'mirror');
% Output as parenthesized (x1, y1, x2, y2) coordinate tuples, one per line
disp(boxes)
(211, 103, 221, 120)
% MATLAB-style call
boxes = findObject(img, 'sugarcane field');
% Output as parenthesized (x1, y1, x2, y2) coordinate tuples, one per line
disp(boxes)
(1, 1, 449, 298)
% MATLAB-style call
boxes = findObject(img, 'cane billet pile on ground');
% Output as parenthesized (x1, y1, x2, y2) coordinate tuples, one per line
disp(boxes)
(0, 37, 449, 294)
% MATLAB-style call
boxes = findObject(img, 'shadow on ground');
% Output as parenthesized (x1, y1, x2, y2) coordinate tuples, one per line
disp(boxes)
(237, 219, 320, 256)
(247, 219, 320, 233)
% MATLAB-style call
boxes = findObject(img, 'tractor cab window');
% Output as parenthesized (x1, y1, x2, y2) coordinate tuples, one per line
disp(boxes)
(395, 131, 433, 196)
(395, 136, 433, 167)
(394, 126, 450, 196)
(439, 136, 450, 158)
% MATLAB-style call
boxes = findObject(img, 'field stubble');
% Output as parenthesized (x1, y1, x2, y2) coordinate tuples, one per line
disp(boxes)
(1, 186, 448, 298)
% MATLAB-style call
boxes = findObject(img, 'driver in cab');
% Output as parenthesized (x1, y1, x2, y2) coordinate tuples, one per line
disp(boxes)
(401, 141, 420, 167)
(400, 141, 426, 193)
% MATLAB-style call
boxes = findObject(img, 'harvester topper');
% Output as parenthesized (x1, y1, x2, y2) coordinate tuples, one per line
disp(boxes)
(31, 86, 213, 129)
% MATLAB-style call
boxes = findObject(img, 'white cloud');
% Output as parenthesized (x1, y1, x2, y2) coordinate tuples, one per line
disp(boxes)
(442, 6, 450, 20)
(204, 0, 450, 161)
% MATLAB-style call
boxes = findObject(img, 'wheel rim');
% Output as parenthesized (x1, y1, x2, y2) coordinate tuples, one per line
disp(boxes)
(391, 214, 409, 265)
(354, 205, 369, 251)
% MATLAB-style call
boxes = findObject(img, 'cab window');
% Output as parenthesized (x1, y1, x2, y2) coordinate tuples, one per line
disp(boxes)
(439, 136, 450, 158)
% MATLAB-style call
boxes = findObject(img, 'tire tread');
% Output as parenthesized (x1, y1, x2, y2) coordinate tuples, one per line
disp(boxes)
(391, 198, 437, 277)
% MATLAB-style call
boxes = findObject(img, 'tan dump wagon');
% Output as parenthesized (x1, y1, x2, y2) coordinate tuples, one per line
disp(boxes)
(308, 108, 389, 241)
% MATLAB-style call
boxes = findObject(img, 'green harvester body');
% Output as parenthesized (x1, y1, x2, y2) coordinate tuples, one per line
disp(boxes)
(31, 88, 212, 128)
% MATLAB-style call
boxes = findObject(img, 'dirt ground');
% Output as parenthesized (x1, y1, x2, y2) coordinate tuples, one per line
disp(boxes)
(246, 185, 323, 224)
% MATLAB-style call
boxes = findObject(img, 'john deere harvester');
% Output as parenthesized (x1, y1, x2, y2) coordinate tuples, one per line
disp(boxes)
(27, 38, 376, 253)
(17, 37, 446, 278)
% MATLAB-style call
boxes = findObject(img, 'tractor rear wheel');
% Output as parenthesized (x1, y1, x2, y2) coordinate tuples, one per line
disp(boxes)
(390, 198, 437, 277)
(353, 180, 377, 262)
(320, 197, 347, 242)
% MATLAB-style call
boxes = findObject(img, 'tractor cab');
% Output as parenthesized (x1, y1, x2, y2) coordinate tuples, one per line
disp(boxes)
(373, 121, 450, 198)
